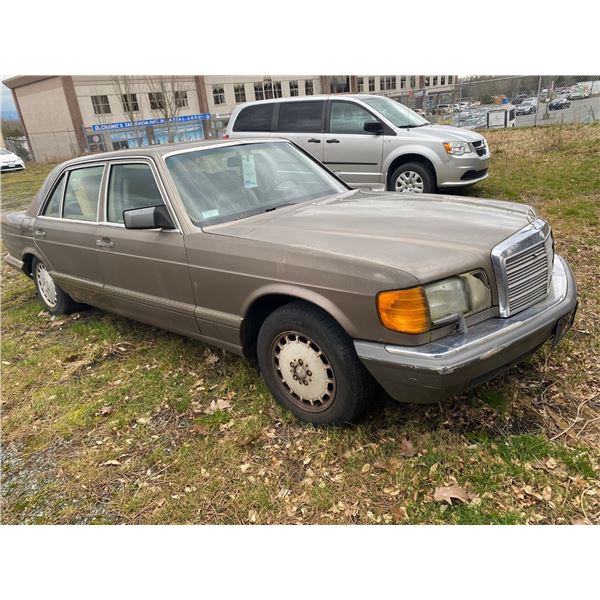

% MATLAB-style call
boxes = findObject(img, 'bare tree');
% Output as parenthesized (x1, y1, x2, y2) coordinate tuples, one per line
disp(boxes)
(112, 76, 147, 147)
(144, 76, 189, 143)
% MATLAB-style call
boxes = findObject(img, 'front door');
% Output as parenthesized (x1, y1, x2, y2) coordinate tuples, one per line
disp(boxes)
(322, 100, 384, 188)
(94, 160, 198, 336)
(33, 163, 106, 306)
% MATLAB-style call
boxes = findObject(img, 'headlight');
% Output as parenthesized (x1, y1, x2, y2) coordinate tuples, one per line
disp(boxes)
(377, 271, 492, 334)
(443, 141, 471, 156)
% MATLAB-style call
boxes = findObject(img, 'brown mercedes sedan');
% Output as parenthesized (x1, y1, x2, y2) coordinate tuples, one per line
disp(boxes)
(1, 139, 578, 425)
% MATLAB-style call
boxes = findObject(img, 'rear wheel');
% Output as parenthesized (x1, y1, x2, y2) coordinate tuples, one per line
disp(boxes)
(388, 162, 435, 194)
(257, 301, 376, 425)
(32, 257, 81, 315)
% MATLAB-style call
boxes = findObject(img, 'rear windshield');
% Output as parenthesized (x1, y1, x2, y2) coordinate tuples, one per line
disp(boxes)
(233, 104, 274, 132)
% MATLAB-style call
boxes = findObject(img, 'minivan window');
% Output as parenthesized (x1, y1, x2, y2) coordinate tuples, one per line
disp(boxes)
(62, 166, 103, 221)
(277, 101, 324, 133)
(361, 96, 429, 128)
(233, 104, 274, 132)
(107, 163, 164, 223)
(330, 101, 380, 134)
(42, 173, 66, 217)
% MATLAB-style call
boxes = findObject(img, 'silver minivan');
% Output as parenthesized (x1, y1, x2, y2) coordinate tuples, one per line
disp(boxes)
(226, 94, 490, 194)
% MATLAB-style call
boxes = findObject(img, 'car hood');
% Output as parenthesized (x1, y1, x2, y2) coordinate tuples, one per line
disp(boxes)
(400, 124, 485, 143)
(0, 153, 21, 164)
(206, 190, 532, 284)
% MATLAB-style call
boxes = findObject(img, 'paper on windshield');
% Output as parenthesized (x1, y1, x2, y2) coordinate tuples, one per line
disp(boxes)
(242, 154, 258, 188)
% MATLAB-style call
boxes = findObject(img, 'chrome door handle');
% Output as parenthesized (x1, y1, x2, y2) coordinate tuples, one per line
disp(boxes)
(34, 229, 46, 237)
(96, 238, 114, 248)
(326, 139, 340, 143)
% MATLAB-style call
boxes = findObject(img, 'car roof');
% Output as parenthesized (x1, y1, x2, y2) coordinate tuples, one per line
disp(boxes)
(58, 138, 294, 167)
(231, 93, 390, 110)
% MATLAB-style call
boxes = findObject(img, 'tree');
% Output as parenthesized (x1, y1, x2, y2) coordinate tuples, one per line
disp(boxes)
(112, 76, 147, 147)
(144, 76, 188, 144)
(1, 119, 23, 139)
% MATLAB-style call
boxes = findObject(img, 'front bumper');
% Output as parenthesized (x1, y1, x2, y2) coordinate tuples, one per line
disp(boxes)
(355, 256, 577, 404)
(437, 152, 490, 188)
(0, 163, 25, 172)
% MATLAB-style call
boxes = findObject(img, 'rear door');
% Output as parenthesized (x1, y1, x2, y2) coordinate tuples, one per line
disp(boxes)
(323, 100, 384, 187)
(33, 163, 106, 306)
(274, 100, 325, 162)
(94, 160, 198, 335)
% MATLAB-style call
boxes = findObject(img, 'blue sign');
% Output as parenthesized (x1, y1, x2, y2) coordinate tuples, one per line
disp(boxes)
(92, 113, 211, 131)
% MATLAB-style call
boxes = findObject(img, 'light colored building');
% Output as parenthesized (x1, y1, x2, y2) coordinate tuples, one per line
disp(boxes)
(3, 75, 457, 161)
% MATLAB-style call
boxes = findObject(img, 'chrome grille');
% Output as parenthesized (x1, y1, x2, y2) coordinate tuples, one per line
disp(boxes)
(491, 218, 554, 317)
(472, 140, 488, 157)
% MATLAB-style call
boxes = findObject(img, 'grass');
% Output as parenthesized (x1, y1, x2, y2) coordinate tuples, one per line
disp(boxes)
(1, 123, 599, 524)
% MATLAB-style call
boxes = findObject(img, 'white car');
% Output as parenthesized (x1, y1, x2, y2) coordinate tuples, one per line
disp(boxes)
(0, 148, 25, 172)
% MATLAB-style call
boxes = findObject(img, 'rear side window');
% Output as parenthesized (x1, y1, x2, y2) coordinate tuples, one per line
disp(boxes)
(42, 173, 66, 217)
(107, 163, 164, 223)
(277, 101, 324, 132)
(63, 166, 103, 222)
(233, 104, 274, 132)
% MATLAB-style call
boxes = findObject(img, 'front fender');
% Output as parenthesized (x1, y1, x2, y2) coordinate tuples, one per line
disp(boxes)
(382, 145, 444, 182)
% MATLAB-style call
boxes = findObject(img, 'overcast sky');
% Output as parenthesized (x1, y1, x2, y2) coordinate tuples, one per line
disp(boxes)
(1, 83, 17, 118)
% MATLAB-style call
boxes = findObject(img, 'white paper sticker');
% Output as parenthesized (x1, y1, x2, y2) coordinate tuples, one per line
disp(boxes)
(242, 154, 258, 188)
(202, 209, 220, 219)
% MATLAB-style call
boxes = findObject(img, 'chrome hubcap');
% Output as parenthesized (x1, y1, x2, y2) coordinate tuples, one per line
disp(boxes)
(271, 331, 336, 412)
(36, 263, 57, 307)
(395, 170, 424, 193)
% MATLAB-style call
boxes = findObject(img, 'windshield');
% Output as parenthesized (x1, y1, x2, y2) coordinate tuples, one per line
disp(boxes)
(360, 96, 429, 128)
(165, 142, 348, 226)
(0, 148, 11, 155)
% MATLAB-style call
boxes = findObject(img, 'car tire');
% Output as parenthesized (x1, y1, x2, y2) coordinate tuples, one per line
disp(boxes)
(256, 301, 377, 425)
(32, 256, 81, 316)
(388, 162, 435, 194)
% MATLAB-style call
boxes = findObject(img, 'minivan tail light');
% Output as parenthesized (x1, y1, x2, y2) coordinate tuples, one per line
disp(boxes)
(223, 133, 230, 140)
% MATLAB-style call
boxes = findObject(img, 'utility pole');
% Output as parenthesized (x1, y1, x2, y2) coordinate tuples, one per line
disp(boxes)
(533, 75, 542, 127)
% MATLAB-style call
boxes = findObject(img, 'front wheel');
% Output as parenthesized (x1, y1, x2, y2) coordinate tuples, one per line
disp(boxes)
(256, 301, 377, 425)
(32, 257, 81, 315)
(388, 162, 435, 194)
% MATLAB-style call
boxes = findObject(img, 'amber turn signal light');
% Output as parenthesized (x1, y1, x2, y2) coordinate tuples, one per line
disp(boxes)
(377, 287, 430, 334)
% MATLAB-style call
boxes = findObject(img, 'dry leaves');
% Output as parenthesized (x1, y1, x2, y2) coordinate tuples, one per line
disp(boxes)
(434, 484, 476, 505)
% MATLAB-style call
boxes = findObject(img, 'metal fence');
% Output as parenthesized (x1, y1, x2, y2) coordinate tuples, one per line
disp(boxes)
(409, 75, 600, 130)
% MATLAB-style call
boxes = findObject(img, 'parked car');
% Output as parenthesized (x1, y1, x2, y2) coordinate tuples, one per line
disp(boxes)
(1, 140, 578, 425)
(549, 97, 571, 110)
(567, 89, 585, 100)
(512, 93, 529, 105)
(516, 99, 538, 115)
(226, 95, 490, 194)
(0, 148, 25, 172)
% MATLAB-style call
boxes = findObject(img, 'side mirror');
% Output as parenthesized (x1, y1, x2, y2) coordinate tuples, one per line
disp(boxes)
(123, 205, 176, 230)
(363, 121, 383, 134)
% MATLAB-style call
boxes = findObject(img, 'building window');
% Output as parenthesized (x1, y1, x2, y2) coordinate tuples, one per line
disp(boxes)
(441, 76, 446, 86)
(91, 95, 111, 115)
(174, 91, 188, 108)
(448, 75, 453, 84)
(289, 80, 299, 97)
(357, 77, 364, 92)
(212, 85, 225, 105)
(384, 76, 396, 90)
(424, 76, 431, 87)
(379, 78, 385, 91)
(368, 77, 375, 92)
(121, 94, 138, 113)
(149, 92, 165, 110)
(234, 84, 246, 103)
(433, 76, 438, 86)
(400, 76, 406, 89)
(305, 80, 314, 95)
(410, 76, 416, 88)
(254, 82, 264, 101)
(273, 81, 282, 98)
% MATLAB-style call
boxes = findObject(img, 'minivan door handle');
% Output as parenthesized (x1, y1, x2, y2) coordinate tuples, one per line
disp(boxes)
(307, 138, 321, 143)
(326, 139, 340, 143)
(96, 238, 114, 249)
(34, 229, 46, 237)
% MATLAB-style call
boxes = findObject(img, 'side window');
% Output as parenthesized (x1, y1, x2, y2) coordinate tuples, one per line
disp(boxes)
(42, 173, 66, 217)
(63, 166, 103, 222)
(233, 104, 274, 132)
(107, 163, 164, 224)
(277, 101, 324, 133)
(330, 101, 380, 134)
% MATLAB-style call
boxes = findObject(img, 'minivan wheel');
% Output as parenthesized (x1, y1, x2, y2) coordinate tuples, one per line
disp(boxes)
(32, 257, 81, 316)
(389, 162, 435, 194)
(256, 301, 376, 425)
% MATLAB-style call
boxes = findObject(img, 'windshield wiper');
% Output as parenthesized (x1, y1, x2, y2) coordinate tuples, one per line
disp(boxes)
(264, 203, 297, 212)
